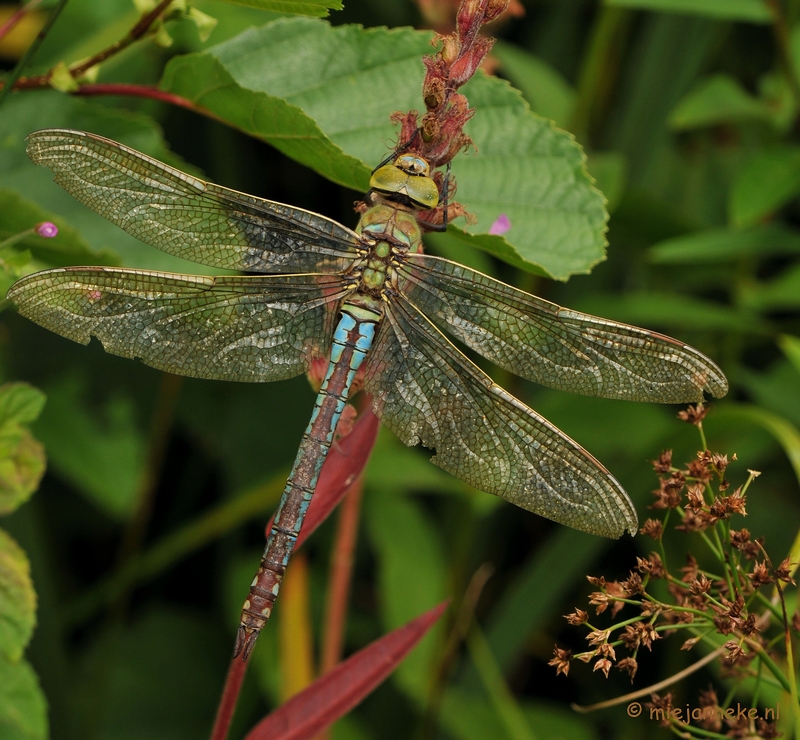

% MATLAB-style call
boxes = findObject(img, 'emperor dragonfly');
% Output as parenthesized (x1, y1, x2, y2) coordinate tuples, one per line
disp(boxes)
(8, 129, 727, 657)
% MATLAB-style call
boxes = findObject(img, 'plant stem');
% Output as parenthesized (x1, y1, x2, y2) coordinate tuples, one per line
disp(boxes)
(3, 0, 175, 94)
(210, 656, 250, 740)
(571, 6, 632, 145)
(74, 82, 201, 112)
(319, 477, 364, 675)
(71, 0, 174, 77)
(766, 0, 800, 110)
(572, 647, 725, 713)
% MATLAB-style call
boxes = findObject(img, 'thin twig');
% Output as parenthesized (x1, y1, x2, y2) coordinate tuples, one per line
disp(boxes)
(419, 564, 494, 740)
(3, 0, 175, 93)
(70, 0, 174, 77)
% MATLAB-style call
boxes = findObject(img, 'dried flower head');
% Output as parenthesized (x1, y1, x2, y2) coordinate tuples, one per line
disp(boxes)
(616, 656, 638, 680)
(564, 608, 588, 626)
(652, 449, 672, 473)
(678, 403, 707, 425)
(640, 518, 663, 539)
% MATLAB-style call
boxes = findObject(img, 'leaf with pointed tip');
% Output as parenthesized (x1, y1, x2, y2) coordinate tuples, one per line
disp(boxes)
(729, 146, 800, 228)
(669, 75, 772, 130)
(244, 602, 447, 740)
(606, 0, 771, 23)
(650, 224, 800, 264)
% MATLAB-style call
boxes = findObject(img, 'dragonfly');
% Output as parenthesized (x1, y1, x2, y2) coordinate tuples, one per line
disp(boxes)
(9, 129, 727, 659)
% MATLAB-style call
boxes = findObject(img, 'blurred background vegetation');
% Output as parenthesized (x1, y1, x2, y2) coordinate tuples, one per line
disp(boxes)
(1, 0, 799, 738)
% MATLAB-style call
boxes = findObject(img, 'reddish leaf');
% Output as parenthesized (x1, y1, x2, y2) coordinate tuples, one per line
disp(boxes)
(261, 405, 379, 549)
(244, 601, 448, 740)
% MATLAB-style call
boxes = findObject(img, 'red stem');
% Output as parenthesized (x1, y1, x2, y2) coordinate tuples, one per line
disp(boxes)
(74, 83, 201, 111)
(320, 477, 364, 675)
(210, 656, 250, 740)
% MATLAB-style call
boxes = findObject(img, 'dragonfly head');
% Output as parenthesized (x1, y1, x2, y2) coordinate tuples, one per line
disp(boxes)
(369, 154, 440, 210)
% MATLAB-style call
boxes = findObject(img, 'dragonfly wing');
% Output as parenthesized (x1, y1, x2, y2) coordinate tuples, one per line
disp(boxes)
(8, 268, 346, 382)
(26, 129, 363, 273)
(364, 297, 637, 538)
(399, 255, 728, 403)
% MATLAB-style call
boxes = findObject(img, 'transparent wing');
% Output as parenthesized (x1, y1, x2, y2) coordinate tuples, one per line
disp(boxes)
(399, 255, 728, 403)
(364, 296, 637, 538)
(8, 268, 347, 382)
(27, 129, 363, 273)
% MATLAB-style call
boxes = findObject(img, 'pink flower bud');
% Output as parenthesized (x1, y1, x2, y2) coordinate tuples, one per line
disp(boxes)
(35, 222, 58, 238)
(489, 213, 511, 235)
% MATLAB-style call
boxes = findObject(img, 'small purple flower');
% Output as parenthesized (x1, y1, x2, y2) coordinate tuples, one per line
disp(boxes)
(489, 213, 511, 235)
(35, 222, 58, 238)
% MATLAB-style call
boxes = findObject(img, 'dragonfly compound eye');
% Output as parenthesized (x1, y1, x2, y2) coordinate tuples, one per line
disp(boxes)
(369, 159, 440, 210)
(393, 154, 430, 176)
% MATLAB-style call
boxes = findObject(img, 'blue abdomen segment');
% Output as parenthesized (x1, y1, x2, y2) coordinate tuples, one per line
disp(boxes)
(235, 306, 378, 658)
(274, 311, 375, 534)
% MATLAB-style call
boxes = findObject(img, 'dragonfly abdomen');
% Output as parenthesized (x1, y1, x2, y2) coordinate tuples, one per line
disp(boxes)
(235, 304, 380, 659)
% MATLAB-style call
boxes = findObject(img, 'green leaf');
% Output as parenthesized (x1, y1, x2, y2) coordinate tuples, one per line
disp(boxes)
(161, 20, 432, 192)
(0, 529, 36, 662)
(455, 73, 607, 279)
(0, 654, 47, 740)
(0, 384, 45, 429)
(586, 152, 627, 213)
(779, 335, 800, 375)
(466, 627, 537, 740)
(216, 0, 341, 15)
(574, 292, 770, 335)
(364, 488, 447, 701)
(729, 146, 800, 228)
(604, 0, 771, 23)
(741, 262, 800, 310)
(161, 18, 607, 280)
(0, 433, 44, 519)
(34, 376, 145, 521)
(491, 41, 576, 130)
(0, 188, 110, 271)
(71, 608, 223, 739)
(0, 385, 46, 518)
(669, 74, 772, 130)
(0, 93, 211, 272)
(719, 404, 800, 489)
(650, 224, 800, 263)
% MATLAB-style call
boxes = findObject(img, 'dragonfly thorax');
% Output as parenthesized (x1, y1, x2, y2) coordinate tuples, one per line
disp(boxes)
(369, 154, 439, 210)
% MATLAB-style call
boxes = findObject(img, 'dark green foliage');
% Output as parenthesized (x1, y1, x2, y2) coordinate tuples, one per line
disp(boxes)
(1, 1, 799, 738)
